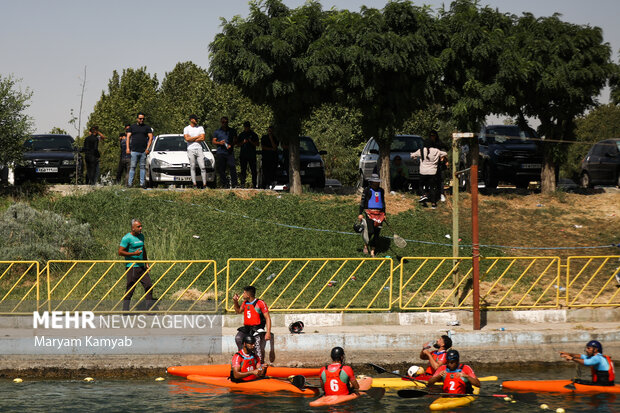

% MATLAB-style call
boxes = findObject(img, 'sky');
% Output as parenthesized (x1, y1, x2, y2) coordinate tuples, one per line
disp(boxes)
(1, 0, 618, 135)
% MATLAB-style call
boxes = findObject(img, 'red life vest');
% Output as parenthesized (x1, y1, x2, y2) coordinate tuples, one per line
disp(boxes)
(230, 350, 259, 382)
(425, 350, 447, 374)
(592, 355, 615, 383)
(322, 363, 351, 396)
(443, 364, 472, 394)
(241, 299, 266, 327)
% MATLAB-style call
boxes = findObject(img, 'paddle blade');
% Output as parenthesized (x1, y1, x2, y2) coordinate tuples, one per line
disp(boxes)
(397, 389, 429, 398)
(290, 375, 306, 390)
(479, 376, 498, 382)
(364, 387, 385, 401)
(393, 234, 407, 248)
(564, 382, 576, 390)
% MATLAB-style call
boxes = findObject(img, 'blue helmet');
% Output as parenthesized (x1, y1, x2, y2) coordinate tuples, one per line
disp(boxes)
(586, 340, 602, 353)
(446, 349, 460, 362)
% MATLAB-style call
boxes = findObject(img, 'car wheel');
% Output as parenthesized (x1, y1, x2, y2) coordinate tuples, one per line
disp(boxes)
(310, 175, 326, 189)
(580, 172, 592, 188)
(483, 164, 498, 189)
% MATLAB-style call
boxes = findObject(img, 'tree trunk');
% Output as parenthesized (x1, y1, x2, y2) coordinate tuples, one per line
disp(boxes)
(379, 142, 391, 192)
(540, 143, 557, 193)
(288, 135, 302, 195)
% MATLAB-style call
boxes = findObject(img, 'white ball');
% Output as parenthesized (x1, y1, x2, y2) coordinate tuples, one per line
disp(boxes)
(540, 404, 549, 410)
(408, 365, 420, 377)
(13, 378, 22, 383)
(84, 377, 94, 382)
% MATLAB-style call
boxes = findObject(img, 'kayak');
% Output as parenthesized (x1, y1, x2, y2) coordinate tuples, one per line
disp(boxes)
(187, 374, 320, 396)
(309, 377, 373, 407)
(502, 380, 620, 394)
(168, 364, 321, 379)
(429, 386, 479, 411)
(371, 377, 427, 389)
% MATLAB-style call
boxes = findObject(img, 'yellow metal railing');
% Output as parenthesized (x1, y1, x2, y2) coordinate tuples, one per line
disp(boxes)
(566, 256, 620, 308)
(0, 261, 40, 315)
(225, 258, 393, 312)
(44, 260, 217, 313)
(399, 257, 561, 310)
(3, 256, 620, 314)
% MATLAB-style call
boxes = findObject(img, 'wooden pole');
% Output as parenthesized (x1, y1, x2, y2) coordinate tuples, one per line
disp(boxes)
(451, 134, 460, 306)
(470, 136, 481, 330)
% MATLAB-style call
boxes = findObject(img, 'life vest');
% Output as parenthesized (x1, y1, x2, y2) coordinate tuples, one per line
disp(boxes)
(322, 363, 351, 396)
(367, 188, 384, 209)
(241, 299, 266, 328)
(443, 364, 473, 394)
(230, 350, 259, 382)
(592, 355, 615, 384)
(425, 350, 447, 374)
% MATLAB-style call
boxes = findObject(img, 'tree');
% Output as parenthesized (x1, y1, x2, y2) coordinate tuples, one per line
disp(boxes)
(0, 75, 32, 165)
(309, 2, 441, 191)
(49, 127, 68, 134)
(86, 67, 161, 176)
(503, 13, 614, 192)
(209, 0, 329, 194)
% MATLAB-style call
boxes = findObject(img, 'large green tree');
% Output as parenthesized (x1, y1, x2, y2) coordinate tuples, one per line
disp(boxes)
(209, 0, 329, 194)
(503, 13, 614, 192)
(0, 75, 32, 166)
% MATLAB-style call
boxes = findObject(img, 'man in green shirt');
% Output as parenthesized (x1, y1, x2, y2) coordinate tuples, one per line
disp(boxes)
(118, 219, 155, 311)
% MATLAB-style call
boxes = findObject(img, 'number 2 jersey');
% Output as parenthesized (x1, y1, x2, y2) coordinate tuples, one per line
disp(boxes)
(433, 364, 477, 394)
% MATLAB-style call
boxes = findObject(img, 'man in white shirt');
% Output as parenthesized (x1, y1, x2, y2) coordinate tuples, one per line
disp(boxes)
(183, 114, 207, 188)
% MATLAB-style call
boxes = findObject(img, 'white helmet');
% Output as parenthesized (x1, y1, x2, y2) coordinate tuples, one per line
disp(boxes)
(407, 365, 421, 377)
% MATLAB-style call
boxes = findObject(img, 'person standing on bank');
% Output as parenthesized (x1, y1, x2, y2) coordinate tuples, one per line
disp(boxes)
(260, 126, 279, 189)
(118, 219, 156, 311)
(126, 113, 153, 188)
(115, 126, 131, 185)
(212, 116, 238, 188)
(410, 140, 447, 209)
(238, 121, 260, 188)
(83, 126, 105, 185)
(183, 114, 207, 189)
(233, 286, 272, 364)
(358, 173, 386, 257)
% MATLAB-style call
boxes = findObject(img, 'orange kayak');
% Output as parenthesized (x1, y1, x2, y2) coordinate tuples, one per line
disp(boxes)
(502, 380, 620, 394)
(309, 377, 373, 406)
(187, 374, 320, 395)
(168, 364, 321, 378)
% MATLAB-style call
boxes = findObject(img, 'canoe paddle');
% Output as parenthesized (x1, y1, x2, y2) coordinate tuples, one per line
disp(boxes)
(397, 389, 508, 399)
(367, 363, 427, 386)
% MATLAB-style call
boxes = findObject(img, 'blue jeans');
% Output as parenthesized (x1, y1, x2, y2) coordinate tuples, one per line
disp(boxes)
(128, 151, 147, 187)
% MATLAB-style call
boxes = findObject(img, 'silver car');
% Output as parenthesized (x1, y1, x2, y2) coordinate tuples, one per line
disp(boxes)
(358, 135, 424, 188)
(146, 134, 216, 188)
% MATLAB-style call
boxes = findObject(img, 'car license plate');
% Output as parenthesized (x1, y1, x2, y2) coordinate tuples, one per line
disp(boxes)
(522, 164, 541, 169)
(36, 167, 58, 173)
(173, 176, 192, 181)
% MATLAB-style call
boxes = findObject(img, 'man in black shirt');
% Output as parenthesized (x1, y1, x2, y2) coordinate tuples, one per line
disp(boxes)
(126, 113, 153, 188)
(260, 126, 279, 189)
(238, 121, 260, 188)
(83, 126, 105, 185)
(115, 124, 131, 184)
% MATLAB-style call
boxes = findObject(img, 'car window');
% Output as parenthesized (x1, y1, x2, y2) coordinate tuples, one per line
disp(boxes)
(591, 144, 605, 157)
(154, 136, 187, 151)
(391, 136, 423, 152)
(24, 136, 74, 151)
(370, 139, 379, 152)
(299, 137, 319, 155)
(485, 126, 534, 144)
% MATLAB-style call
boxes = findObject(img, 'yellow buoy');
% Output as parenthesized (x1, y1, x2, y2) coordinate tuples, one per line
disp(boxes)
(84, 377, 94, 382)
(503, 397, 511, 401)
(155, 377, 165, 381)
(13, 378, 23, 383)
(556, 409, 565, 413)
(540, 404, 549, 410)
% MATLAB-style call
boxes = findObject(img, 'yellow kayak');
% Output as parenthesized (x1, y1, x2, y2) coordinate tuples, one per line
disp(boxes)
(429, 386, 479, 411)
(370, 378, 427, 389)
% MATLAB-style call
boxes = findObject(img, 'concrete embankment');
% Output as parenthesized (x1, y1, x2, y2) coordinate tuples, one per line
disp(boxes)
(1, 308, 618, 377)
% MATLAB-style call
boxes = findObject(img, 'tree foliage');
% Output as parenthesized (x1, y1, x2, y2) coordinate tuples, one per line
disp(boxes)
(0, 75, 32, 165)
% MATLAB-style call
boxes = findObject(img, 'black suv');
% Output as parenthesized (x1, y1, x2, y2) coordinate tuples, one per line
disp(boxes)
(580, 138, 620, 188)
(269, 136, 327, 189)
(14, 134, 81, 184)
(459, 125, 542, 189)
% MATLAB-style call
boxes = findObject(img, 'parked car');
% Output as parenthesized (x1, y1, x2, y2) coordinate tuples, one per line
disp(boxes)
(579, 138, 620, 188)
(459, 125, 542, 189)
(14, 134, 81, 185)
(145, 134, 216, 188)
(358, 135, 424, 189)
(268, 136, 327, 189)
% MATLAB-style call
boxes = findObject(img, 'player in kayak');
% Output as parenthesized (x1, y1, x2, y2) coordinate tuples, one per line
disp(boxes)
(560, 340, 615, 386)
(229, 335, 266, 383)
(427, 349, 481, 394)
(319, 347, 361, 396)
(419, 334, 452, 376)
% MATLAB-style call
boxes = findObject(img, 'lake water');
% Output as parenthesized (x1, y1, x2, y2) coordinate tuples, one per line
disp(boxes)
(1, 367, 618, 412)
